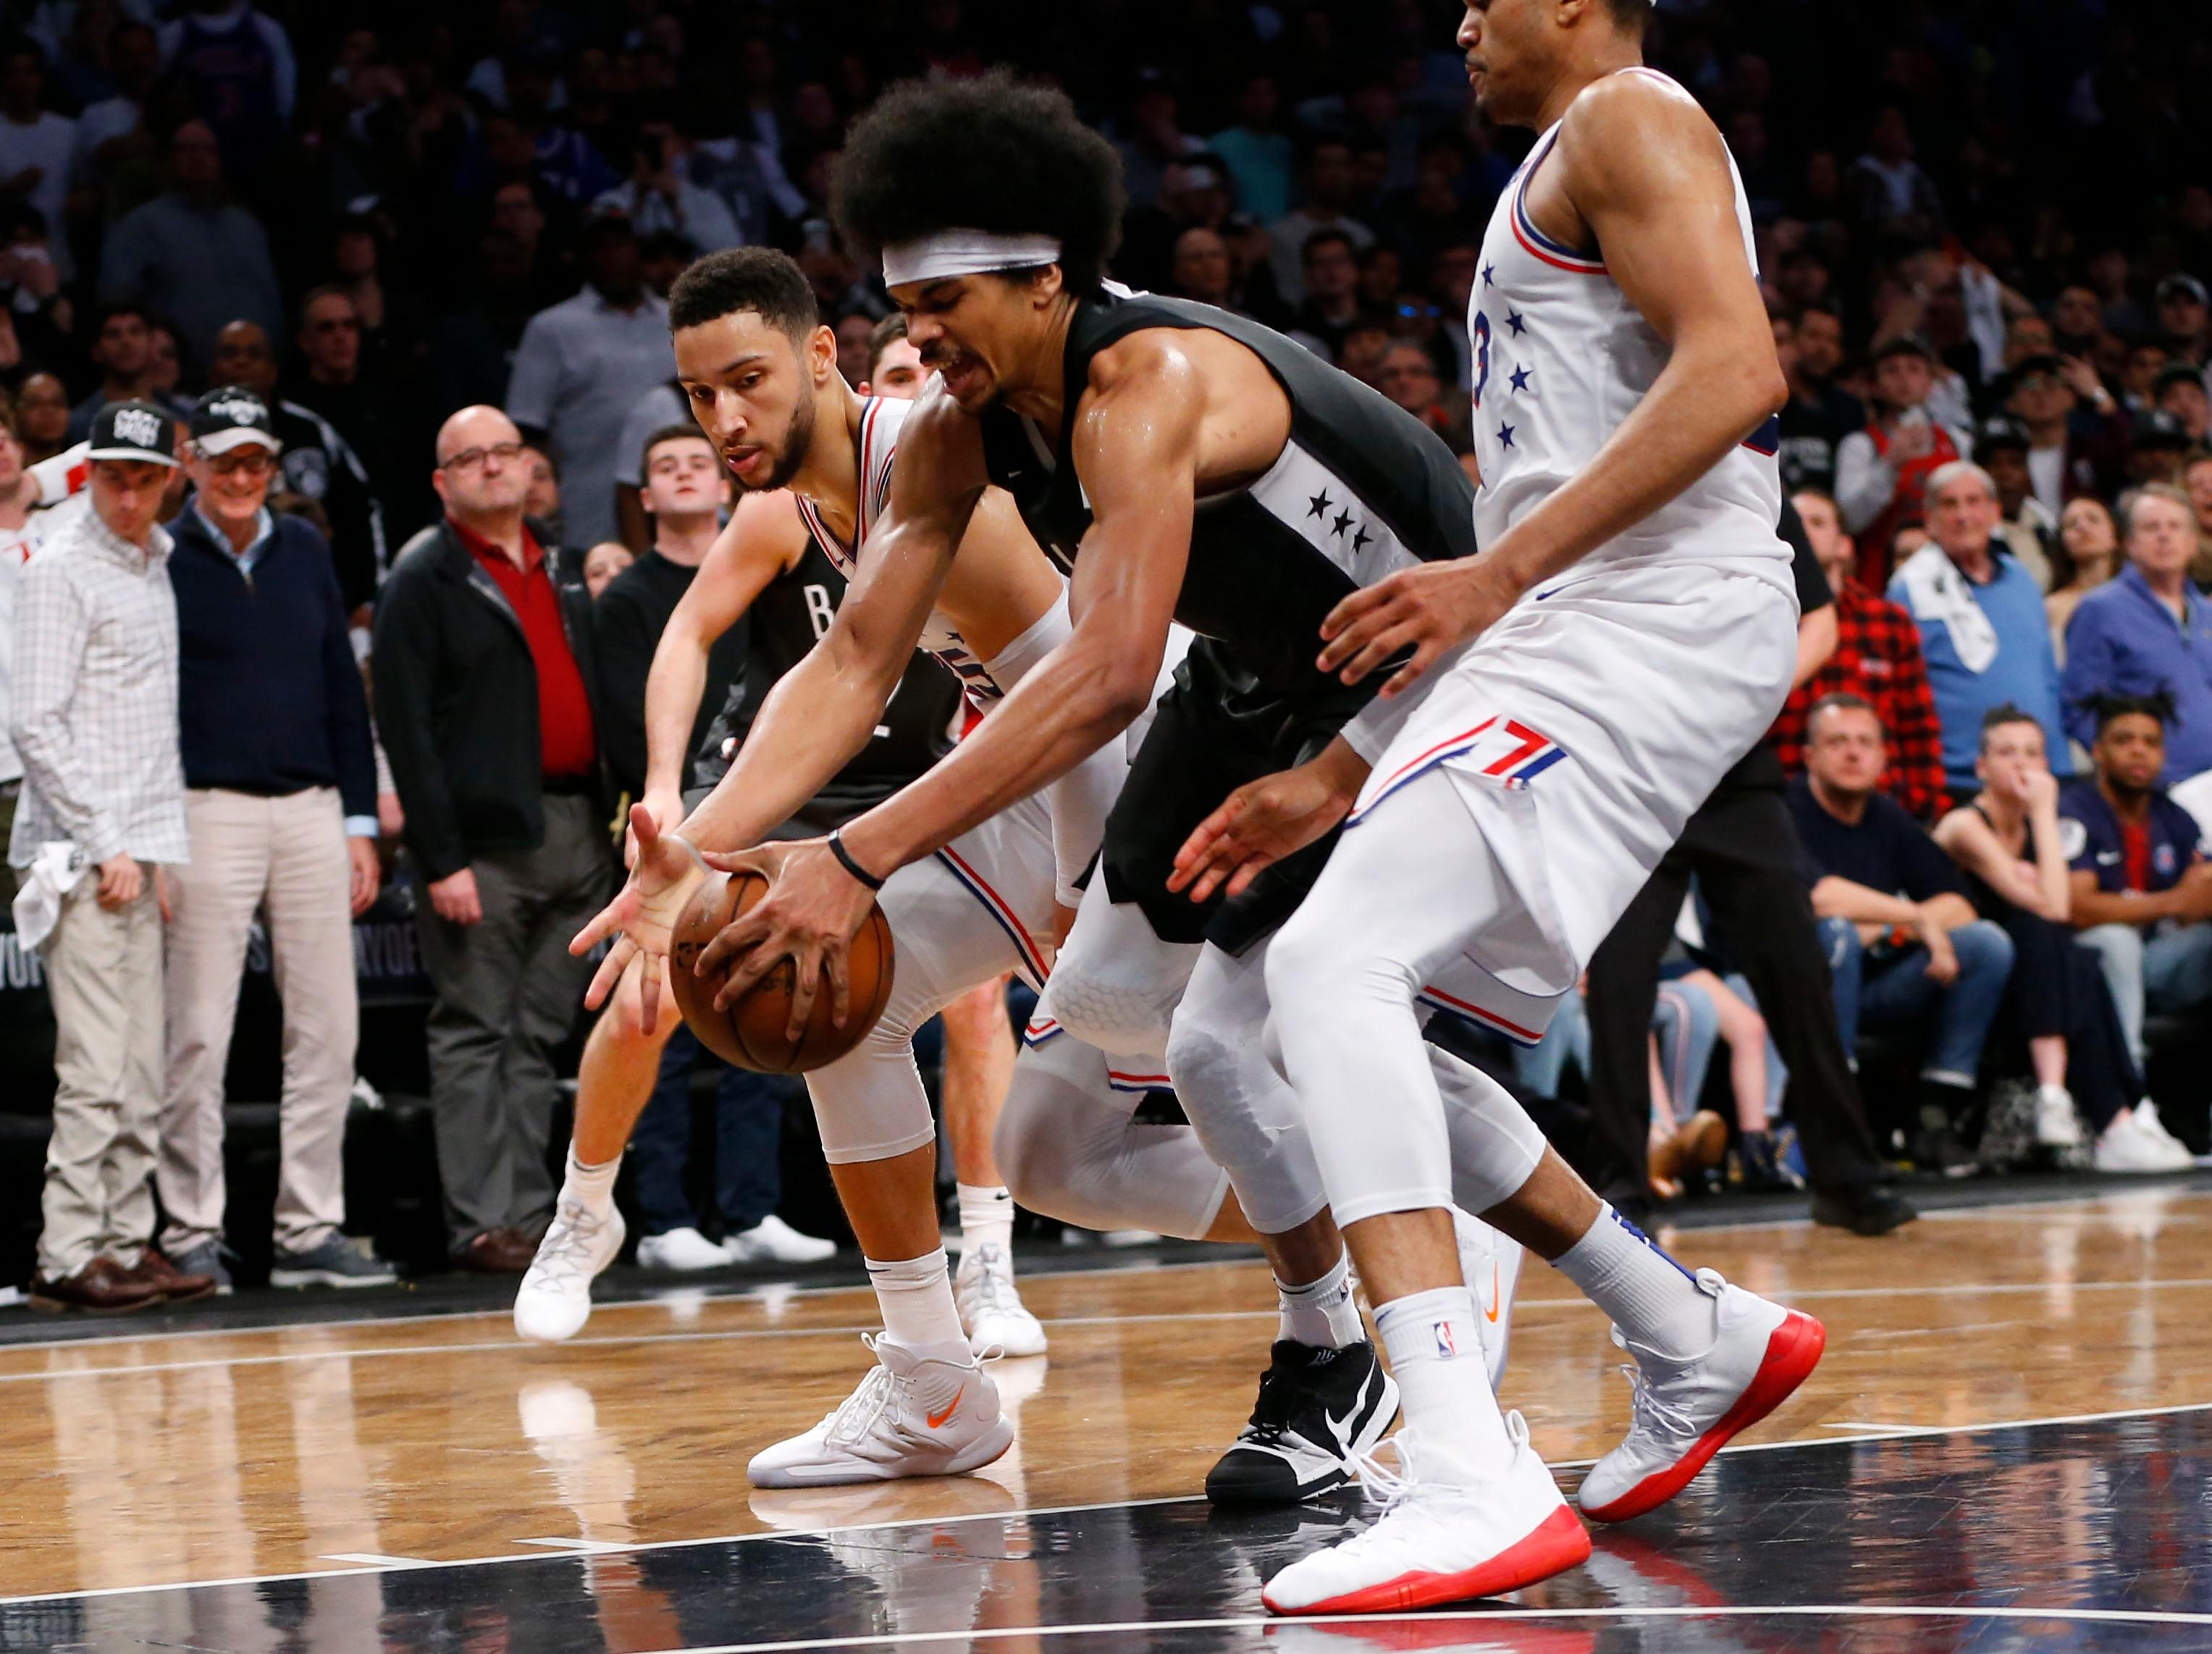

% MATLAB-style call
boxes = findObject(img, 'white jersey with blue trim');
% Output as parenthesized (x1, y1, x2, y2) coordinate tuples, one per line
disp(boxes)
(794, 392, 1010, 706)
(1467, 67, 1789, 594)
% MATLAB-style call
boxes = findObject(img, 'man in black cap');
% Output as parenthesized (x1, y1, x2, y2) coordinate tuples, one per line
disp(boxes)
(2156, 274, 2209, 370)
(2154, 358, 2209, 446)
(2003, 351, 2127, 521)
(10, 400, 219, 1311)
(1972, 416, 2054, 589)
(2129, 409, 2194, 489)
(155, 386, 395, 1293)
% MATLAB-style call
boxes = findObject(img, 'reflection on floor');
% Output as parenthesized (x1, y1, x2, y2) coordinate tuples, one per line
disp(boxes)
(6, 1183, 2212, 1651)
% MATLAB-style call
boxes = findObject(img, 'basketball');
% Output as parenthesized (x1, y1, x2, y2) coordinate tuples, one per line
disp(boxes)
(668, 870, 896, 1072)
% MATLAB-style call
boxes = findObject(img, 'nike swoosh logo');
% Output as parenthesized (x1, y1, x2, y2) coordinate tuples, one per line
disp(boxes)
(1484, 1261, 1502, 1324)
(927, 1386, 964, 1429)
(2096, 852, 2122, 864)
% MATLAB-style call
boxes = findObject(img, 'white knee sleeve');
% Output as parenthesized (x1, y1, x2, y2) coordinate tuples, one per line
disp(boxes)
(806, 855, 1026, 1165)
(1038, 873, 1198, 1057)
(1164, 941, 1332, 1235)
(993, 1031, 1231, 1241)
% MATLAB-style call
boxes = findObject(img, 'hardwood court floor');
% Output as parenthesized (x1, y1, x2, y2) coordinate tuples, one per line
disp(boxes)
(6, 1181, 2212, 1647)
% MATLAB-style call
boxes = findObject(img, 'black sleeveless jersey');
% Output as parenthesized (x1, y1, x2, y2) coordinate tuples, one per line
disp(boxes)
(976, 290, 1479, 705)
(692, 532, 959, 829)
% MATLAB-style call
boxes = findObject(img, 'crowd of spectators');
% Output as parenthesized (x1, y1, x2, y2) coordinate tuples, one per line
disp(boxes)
(3, 0, 2212, 1302)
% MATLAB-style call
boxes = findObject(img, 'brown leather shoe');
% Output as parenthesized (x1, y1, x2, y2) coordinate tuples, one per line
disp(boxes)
(1649, 1109, 1732, 1196)
(457, 1227, 536, 1273)
(28, 1256, 163, 1314)
(120, 1246, 219, 1304)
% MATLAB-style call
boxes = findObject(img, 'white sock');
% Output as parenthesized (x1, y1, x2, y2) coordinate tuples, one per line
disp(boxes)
(1374, 1285, 1511, 1477)
(1551, 1203, 1717, 1361)
(865, 1247, 971, 1362)
(1275, 1250, 1364, 1349)
(956, 1183, 1015, 1264)
(563, 1149, 620, 1216)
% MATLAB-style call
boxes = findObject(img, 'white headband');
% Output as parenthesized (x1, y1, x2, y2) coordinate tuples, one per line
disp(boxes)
(880, 230, 1063, 290)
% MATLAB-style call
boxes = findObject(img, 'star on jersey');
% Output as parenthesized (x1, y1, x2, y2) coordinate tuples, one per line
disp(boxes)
(1331, 508, 1355, 538)
(1481, 263, 1496, 287)
(1308, 489, 1332, 519)
(1497, 422, 1516, 448)
(1509, 365, 1532, 393)
(1352, 524, 1371, 553)
(1505, 310, 1528, 337)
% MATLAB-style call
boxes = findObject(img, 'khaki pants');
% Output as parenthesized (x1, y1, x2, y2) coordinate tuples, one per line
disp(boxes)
(159, 788, 360, 1254)
(39, 878, 164, 1280)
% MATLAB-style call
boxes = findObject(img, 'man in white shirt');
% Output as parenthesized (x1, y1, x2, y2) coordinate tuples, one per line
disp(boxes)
(0, 403, 51, 909)
(506, 215, 674, 550)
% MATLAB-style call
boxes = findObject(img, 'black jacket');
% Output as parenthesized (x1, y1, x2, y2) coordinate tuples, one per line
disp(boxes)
(371, 518, 603, 881)
(169, 508, 377, 818)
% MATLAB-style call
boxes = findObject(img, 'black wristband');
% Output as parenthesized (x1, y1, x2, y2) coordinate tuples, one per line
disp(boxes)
(827, 828, 886, 891)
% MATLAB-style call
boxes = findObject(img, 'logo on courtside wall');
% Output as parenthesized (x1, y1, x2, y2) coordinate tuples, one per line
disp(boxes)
(1433, 1321, 1458, 1359)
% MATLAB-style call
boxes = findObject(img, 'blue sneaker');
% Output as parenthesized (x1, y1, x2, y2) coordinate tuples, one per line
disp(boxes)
(168, 1240, 235, 1296)
(271, 1235, 398, 1288)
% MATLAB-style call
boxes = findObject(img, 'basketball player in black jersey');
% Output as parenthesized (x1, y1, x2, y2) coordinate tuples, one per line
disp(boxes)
(580, 77, 1553, 1503)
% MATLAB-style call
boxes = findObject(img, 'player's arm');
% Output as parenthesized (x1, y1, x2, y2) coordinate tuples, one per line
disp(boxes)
(679, 394, 991, 859)
(696, 340, 1200, 1031)
(1320, 75, 1788, 696)
(639, 492, 805, 828)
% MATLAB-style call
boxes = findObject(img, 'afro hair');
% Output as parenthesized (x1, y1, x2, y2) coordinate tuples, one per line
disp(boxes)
(833, 70, 1126, 297)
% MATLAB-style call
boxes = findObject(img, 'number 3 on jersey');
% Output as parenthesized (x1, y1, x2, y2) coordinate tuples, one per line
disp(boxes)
(1470, 311, 1492, 410)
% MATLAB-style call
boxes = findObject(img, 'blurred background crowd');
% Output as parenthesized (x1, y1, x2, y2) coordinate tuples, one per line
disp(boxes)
(2, 0, 2210, 1306)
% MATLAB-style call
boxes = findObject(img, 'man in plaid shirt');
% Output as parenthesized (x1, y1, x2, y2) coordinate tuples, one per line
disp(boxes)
(1772, 490, 1951, 821)
(9, 402, 215, 1313)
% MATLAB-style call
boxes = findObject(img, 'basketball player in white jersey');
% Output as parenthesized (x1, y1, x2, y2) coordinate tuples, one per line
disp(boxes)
(559, 249, 1523, 1493)
(1172, 0, 1828, 1611)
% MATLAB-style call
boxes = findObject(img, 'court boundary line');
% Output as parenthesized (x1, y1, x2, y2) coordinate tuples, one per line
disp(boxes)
(650, 1602, 2212, 1652)
(14, 1272, 2212, 1385)
(2, 1179, 2192, 1358)
(6, 1398, 2208, 1608)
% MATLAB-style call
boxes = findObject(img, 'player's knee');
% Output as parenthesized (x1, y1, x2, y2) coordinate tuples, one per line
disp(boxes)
(1044, 957, 1177, 1055)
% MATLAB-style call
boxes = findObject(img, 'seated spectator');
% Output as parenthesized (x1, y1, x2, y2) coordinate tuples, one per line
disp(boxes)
(1287, 228, 1366, 363)
(2063, 486, 2212, 787)
(1972, 417, 2054, 592)
(67, 303, 160, 442)
(1775, 303, 1864, 496)
(10, 403, 214, 1311)
(2005, 353, 2124, 524)
(2046, 496, 2121, 662)
(1375, 341, 1465, 445)
(1266, 138, 1373, 309)
(2156, 361, 2210, 447)
(0, 41, 75, 282)
(1789, 694, 2016, 1176)
(1167, 226, 1235, 308)
(1771, 488, 1950, 820)
(1207, 72, 1293, 225)
(592, 123, 745, 256)
(2127, 409, 2192, 488)
(1835, 335, 1972, 587)
(15, 369, 68, 463)
(581, 540, 632, 600)
(2061, 694, 2212, 1075)
(1933, 707, 2180, 1172)
(1888, 460, 2070, 800)
(2158, 274, 2210, 370)
(159, 387, 396, 1288)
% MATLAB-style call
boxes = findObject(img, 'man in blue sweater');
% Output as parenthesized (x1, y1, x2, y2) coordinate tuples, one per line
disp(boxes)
(159, 387, 394, 1290)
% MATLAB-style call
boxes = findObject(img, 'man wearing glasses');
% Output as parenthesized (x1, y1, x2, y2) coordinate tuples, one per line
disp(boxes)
(373, 406, 610, 1275)
(161, 387, 394, 1290)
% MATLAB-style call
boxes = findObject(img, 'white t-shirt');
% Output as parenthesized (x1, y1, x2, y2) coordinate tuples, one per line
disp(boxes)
(2027, 443, 2066, 524)
(0, 111, 77, 277)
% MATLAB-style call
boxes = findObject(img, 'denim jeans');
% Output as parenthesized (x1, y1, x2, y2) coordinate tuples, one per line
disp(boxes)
(1513, 988, 1591, 1099)
(1821, 916, 2015, 1086)
(1651, 978, 1720, 1120)
(2076, 921, 2212, 1070)
(629, 1023, 799, 1235)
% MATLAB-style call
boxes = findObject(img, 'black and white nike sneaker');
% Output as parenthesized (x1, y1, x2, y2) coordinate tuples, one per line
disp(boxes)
(1204, 1340, 1400, 1505)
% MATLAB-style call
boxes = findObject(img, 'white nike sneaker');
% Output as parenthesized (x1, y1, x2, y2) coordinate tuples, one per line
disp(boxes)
(2134, 1101, 2195, 1160)
(724, 1214, 838, 1264)
(636, 1226, 728, 1272)
(1451, 1209, 1523, 1388)
(955, 1242, 1047, 1357)
(1577, 1269, 1825, 1522)
(2034, 1084, 2083, 1149)
(2093, 1109, 2193, 1173)
(1261, 1414, 1591, 1615)
(513, 1198, 625, 1343)
(747, 1334, 1014, 1488)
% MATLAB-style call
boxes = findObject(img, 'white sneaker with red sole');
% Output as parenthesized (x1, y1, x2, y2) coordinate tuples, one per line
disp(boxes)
(1261, 1412, 1591, 1616)
(1576, 1267, 1825, 1523)
(747, 1334, 1014, 1488)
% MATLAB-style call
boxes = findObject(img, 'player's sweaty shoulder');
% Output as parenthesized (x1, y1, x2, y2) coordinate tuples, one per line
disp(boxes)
(1555, 68, 1725, 200)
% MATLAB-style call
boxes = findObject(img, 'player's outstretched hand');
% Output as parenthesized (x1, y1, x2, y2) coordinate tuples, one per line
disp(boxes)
(571, 803, 708, 1033)
(1318, 556, 1523, 697)
(1169, 739, 1371, 904)
(696, 839, 875, 1040)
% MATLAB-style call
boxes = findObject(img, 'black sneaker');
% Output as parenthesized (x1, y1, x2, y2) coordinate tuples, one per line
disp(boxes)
(1909, 1119, 1980, 1180)
(1810, 1185, 1918, 1236)
(1204, 1340, 1399, 1506)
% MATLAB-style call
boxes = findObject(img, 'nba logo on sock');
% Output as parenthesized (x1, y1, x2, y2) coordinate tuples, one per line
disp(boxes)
(1433, 1320, 1458, 1358)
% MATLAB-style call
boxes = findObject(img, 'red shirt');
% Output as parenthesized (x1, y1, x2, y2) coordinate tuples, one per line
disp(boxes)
(450, 517, 597, 780)
(2120, 819, 2152, 892)
(1770, 579, 1951, 823)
